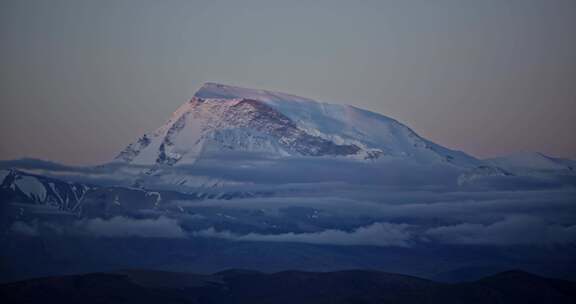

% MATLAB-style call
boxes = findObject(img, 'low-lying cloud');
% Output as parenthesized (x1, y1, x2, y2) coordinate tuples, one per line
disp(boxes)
(426, 215, 576, 245)
(193, 222, 414, 247)
(5, 156, 576, 247)
(79, 216, 186, 238)
(9, 216, 186, 239)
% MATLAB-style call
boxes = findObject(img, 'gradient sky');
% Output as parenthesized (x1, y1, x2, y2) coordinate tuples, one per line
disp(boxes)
(1, 0, 575, 165)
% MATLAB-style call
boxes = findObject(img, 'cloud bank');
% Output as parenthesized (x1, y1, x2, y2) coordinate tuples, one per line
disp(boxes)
(426, 215, 576, 245)
(9, 216, 186, 239)
(194, 222, 414, 247)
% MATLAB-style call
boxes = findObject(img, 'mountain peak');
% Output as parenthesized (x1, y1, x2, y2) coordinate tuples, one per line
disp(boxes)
(115, 83, 480, 168)
(194, 82, 317, 103)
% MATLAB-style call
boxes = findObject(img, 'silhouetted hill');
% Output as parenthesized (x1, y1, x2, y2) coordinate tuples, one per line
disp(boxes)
(1, 269, 575, 304)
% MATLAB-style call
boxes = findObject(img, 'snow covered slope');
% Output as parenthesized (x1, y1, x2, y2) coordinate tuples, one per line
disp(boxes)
(486, 152, 576, 173)
(0, 169, 91, 213)
(0, 168, 276, 220)
(115, 83, 481, 168)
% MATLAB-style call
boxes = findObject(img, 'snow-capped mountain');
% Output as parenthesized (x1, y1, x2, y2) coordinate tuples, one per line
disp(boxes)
(0, 169, 163, 218)
(115, 83, 480, 168)
(0, 169, 91, 213)
(486, 152, 576, 174)
(0, 168, 275, 220)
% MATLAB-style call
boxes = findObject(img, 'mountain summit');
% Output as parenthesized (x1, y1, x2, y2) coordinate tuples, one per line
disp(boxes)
(115, 83, 479, 167)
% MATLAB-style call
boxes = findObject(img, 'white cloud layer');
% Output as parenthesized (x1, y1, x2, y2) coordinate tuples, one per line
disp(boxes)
(194, 222, 414, 247)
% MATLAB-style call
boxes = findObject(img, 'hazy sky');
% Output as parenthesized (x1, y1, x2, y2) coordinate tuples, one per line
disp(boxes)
(1, 0, 575, 165)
